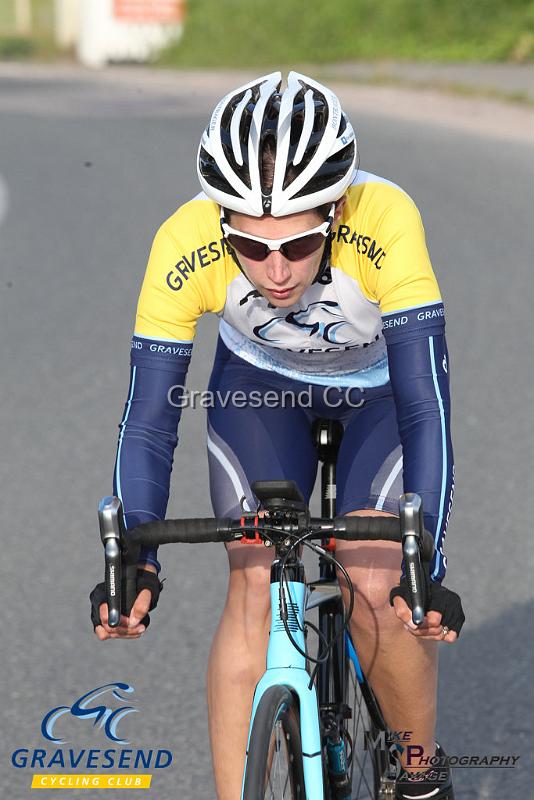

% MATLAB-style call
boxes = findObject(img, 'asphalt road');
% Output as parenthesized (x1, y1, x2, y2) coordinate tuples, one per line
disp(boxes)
(320, 61, 534, 103)
(1, 66, 533, 799)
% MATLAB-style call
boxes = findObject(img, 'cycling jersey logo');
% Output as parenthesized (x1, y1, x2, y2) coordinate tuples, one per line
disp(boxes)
(332, 226, 387, 269)
(253, 301, 354, 346)
(41, 683, 138, 745)
(166, 237, 230, 292)
(442, 354, 448, 373)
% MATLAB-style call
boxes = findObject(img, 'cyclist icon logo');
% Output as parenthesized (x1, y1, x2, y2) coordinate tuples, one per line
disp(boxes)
(253, 300, 355, 346)
(41, 683, 139, 745)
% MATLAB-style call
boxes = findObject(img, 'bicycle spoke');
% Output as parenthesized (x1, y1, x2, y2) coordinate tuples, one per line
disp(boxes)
(264, 722, 293, 799)
(347, 657, 378, 799)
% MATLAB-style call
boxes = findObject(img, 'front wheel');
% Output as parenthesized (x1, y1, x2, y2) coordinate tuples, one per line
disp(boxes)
(344, 633, 395, 799)
(242, 685, 306, 800)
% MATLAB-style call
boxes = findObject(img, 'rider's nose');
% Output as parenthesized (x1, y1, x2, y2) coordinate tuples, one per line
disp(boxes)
(265, 251, 291, 285)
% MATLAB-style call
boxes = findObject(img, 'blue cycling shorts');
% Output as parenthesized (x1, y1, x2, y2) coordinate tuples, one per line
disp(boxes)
(207, 339, 403, 518)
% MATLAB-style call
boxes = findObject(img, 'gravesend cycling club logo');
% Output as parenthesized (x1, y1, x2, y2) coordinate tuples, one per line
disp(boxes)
(11, 682, 173, 791)
(41, 682, 138, 745)
(253, 300, 355, 346)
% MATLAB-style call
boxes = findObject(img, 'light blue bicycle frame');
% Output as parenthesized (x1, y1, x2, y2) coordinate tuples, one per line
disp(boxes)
(240, 567, 365, 799)
(241, 576, 322, 798)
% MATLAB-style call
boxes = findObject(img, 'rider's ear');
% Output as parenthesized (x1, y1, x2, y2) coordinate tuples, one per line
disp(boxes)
(333, 196, 347, 223)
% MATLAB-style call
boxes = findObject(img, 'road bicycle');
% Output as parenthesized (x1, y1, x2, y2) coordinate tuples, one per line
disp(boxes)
(98, 419, 434, 799)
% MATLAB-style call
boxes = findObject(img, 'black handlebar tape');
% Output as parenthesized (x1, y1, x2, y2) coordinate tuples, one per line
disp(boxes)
(414, 528, 434, 562)
(332, 516, 435, 561)
(127, 515, 434, 556)
(127, 518, 235, 547)
(333, 515, 400, 540)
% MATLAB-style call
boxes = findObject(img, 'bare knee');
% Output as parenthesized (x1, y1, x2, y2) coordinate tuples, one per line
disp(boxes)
(208, 545, 273, 685)
(338, 563, 396, 621)
(336, 510, 401, 626)
(226, 543, 273, 622)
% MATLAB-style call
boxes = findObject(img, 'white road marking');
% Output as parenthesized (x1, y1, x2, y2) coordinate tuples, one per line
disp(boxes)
(0, 174, 9, 227)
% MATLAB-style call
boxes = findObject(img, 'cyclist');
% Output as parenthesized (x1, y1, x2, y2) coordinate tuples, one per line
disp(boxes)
(91, 72, 465, 799)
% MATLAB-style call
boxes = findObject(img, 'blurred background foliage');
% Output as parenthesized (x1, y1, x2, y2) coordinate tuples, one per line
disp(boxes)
(0, 0, 56, 60)
(160, 0, 534, 66)
(1, 0, 534, 64)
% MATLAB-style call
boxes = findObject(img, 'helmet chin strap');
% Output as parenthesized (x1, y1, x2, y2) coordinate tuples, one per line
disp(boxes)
(224, 239, 256, 285)
(219, 211, 250, 280)
(312, 235, 333, 284)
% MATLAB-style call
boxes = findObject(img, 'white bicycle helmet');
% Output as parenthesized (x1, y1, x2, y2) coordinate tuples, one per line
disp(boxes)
(197, 71, 357, 217)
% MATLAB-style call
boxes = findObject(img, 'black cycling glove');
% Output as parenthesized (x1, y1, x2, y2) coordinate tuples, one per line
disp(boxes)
(390, 577, 465, 636)
(90, 569, 163, 631)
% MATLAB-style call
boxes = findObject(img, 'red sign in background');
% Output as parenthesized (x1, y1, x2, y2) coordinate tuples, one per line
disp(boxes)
(113, 0, 185, 23)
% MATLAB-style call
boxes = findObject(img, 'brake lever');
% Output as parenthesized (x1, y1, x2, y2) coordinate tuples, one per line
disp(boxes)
(399, 493, 428, 625)
(98, 496, 124, 628)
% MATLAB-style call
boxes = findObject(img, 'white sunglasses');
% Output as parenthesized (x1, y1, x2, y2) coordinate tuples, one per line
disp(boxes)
(220, 203, 335, 262)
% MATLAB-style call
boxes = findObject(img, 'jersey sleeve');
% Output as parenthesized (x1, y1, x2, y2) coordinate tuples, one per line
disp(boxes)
(112, 198, 231, 570)
(135, 221, 204, 342)
(113, 346, 190, 571)
(366, 189, 442, 316)
(384, 324, 454, 582)
(372, 189, 453, 581)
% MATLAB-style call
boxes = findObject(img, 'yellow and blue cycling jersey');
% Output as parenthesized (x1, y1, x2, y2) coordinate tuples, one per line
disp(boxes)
(134, 170, 441, 385)
(114, 171, 453, 581)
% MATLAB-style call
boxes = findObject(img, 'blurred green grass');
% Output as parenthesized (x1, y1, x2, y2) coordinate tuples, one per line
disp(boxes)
(2, 0, 534, 65)
(0, 0, 57, 60)
(160, 0, 534, 67)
